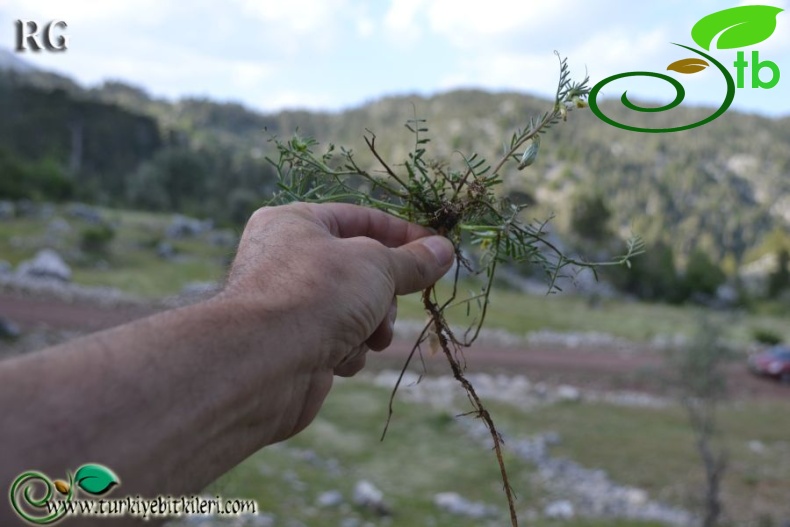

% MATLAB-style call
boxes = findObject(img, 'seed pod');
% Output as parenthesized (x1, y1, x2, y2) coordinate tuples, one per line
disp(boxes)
(517, 135, 541, 170)
(54, 480, 70, 495)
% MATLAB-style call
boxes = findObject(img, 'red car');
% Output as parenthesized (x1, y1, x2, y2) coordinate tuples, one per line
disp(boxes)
(749, 346, 790, 383)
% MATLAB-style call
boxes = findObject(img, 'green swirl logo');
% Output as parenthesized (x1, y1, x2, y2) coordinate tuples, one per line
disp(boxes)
(9, 464, 119, 525)
(9, 471, 73, 525)
(589, 5, 783, 133)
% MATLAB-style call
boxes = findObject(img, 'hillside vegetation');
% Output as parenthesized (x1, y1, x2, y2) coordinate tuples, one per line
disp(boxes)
(2, 58, 790, 298)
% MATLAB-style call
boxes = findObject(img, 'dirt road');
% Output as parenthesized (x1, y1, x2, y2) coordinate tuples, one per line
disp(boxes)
(1, 293, 787, 400)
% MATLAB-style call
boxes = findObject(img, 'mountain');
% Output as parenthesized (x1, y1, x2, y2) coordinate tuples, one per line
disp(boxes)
(0, 49, 36, 72)
(1, 62, 789, 269)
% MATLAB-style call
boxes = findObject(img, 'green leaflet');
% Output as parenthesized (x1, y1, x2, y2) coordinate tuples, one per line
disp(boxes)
(74, 464, 119, 495)
(691, 5, 783, 50)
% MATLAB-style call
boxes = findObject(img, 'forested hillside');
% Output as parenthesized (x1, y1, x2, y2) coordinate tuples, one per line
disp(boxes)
(2, 55, 790, 286)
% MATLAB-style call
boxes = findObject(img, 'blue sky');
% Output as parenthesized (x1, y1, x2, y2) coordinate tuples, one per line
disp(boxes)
(1, 0, 788, 116)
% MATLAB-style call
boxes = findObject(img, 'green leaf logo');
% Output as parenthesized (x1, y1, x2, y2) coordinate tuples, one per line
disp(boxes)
(691, 5, 784, 50)
(74, 464, 119, 496)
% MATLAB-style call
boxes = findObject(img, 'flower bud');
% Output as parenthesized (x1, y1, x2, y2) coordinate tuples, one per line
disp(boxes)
(517, 135, 541, 170)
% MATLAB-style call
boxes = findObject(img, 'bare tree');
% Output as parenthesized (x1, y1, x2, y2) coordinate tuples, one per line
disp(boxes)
(665, 317, 735, 527)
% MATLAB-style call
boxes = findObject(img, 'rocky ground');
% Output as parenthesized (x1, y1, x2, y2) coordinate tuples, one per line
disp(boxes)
(364, 371, 691, 525)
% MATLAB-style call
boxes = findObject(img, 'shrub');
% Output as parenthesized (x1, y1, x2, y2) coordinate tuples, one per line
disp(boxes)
(80, 224, 115, 255)
(752, 327, 782, 345)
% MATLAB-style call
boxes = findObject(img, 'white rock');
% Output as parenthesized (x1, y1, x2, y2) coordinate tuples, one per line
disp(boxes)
(433, 492, 495, 518)
(353, 480, 383, 508)
(67, 203, 103, 224)
(624, 487, 648, 506)
(316, 490, 344, 508)
(748, 440, 766, 454)
(556, 385, 581, 402)
(544, 500, 575, 519)
(16, 249, 71, 282)
(47, 218, 72, 235)
(166, 214, 213, 239)
(0, 317, 21, 339)
(0, 200, 15, 220)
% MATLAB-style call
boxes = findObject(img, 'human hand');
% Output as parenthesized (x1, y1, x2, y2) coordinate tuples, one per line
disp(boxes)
(221, 203, 454, 437)
(0, 203, 454, 505)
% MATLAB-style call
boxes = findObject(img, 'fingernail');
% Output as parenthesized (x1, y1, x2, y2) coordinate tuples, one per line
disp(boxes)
(421, 236, 454, 267)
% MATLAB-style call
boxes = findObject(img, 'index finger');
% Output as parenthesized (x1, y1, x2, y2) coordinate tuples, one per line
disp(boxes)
(307, 203, 433, 248)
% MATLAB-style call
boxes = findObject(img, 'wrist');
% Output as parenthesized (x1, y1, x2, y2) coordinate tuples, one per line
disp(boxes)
(198, 290, 332, 442)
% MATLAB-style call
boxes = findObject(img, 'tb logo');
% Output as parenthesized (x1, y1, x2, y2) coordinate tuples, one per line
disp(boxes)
(589, 5, 783, 133)
(15, 20, 69, 52)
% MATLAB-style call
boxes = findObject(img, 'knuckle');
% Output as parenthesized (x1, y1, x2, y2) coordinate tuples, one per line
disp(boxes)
(247, 206, 273, 227)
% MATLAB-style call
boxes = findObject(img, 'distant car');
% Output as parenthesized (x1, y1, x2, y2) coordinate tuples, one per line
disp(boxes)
(749, 346, 790, 383)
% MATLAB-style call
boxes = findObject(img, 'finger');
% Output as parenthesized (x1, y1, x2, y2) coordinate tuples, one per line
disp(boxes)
(386, 236, 455, 295)
(365, 297, 398, 351)
(334, 353, 367, 377)
(309, 203, 433, 247)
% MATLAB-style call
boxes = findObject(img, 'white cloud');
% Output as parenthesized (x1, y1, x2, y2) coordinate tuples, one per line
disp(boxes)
(383, 0, 426, 41)
(571, 28, 670, 80)
(737, 0, 787, 7)
(426, 0, 582, 41)
(1, 0, 786, 115)
(235, 0, 350, 35)
(2, 0, 169, 25)
(356, 16, 375, 38)
(384, 0, 424, 30)
(424, 0, 628, 49)
(437, 26, 671, 98)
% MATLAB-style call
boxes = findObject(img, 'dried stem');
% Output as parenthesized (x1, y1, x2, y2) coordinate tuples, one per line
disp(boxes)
(422, 286, 519, 527)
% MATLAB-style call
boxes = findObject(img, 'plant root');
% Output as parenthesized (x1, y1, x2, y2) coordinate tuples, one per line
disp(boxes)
(421, 286, 519, 527)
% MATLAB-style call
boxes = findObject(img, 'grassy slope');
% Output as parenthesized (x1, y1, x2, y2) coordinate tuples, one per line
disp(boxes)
(491, 399, 790, 523)
(3, 208, 790, 342)
(204, 380, 669, 527)
(0, 207, 233, 297)
(397, 280, 790, 345)
(202, 380, 789, 526)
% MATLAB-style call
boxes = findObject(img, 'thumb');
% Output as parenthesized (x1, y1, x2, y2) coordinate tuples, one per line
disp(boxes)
(387, 235, 455, 295)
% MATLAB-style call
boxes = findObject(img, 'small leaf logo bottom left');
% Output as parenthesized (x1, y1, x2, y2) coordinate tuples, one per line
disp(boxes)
(74, 464, 120, 496)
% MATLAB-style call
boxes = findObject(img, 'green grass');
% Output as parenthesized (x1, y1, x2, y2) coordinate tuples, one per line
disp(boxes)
(71, 257, 225, 297)
(207, 381, 539, 526)
(3, 205, 790, 342)
(0, 205, 232, 297)
(199, 380, 789, 527)
(398, 279, 790, 345)
(488, 399, 790, 523)
(202, 380, 673, 527)
(0, 217, 52, 265)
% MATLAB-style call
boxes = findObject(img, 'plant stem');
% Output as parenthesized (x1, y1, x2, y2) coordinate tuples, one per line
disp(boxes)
(422, 286, 519, 527)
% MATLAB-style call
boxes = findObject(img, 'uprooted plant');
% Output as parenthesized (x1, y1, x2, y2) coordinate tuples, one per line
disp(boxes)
(265, 52, 643, 527)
